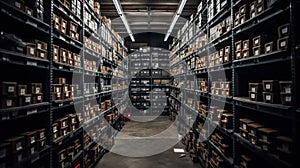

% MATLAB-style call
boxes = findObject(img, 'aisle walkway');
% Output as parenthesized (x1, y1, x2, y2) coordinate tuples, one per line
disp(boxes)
(96, 116, 201, 168)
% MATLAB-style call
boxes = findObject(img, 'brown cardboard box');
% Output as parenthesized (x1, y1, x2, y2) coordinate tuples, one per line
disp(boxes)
(54, 77, 66, 84)
(21, 131, 37, 147)
(53, 45, 60, 62)
(279, 81, 292, 93)
(32, 93, 43, 104)
(4, 136, 25, 153)
(8, 0, 24, 11)
(2, 82, 17, 96)
(278, 24, 290, 38)
(68, 21, 78, 32)
(60, 48, 67, 64)
(264, 42, 273, 53)
(249, 83, 262, 93)
(262, 80, 279, 92)
(26, 45, 35, 57)
(30, 83, 42, 94)
(252, 46, 261, 56)
(24, 6, 33, 16)
(252, 36, 261, 47)
(36, 49, 47, 59)
(19, 94, 32, 106)
(1, 97, 17, 109)
(60, 18, 67, 34)
(35, 40, 47, 50)
(56, 117, 69, 129)
(18, 85, 27, 96)
(277, 36, 289, 50)
(263, 92, 279, 104)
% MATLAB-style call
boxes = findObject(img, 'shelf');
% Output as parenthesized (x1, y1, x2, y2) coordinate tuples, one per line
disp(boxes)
(0, 1, 50, 34)
(0, 102, 49, 121)
(233, 97, 293, 118)
(52, 97, 83, 109)
(84, 93, 100, 100)
(84, 69, 100, 77)
(53, 127, 83, 149)
(84, 3, 101, 24)
(194, 68, 208, 75)
(195, 90, 209, 98)
(233, 50, 291, 68)
(209, 30, 232, 46)
(210, 94, 233, 104)
(208, 141, 234, 166)
(233, 5, 290, 35)
(70, 151, 83, 166)
(85, 47, 100, 59)
(0, 49, 50, 69)
(53, 2, 82, 27)
(53, 61, 83, 73)
(208, 62, 232, 72)
(234, 133, 292, 168)
(53, 29, 83, 50)
(84, 26, 100, 41)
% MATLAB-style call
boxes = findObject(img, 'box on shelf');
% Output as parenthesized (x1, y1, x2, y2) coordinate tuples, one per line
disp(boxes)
(59, 18, 67, 34)
(1, 97, 17, 109)
(0, 143, 10, 161)
(280, 93, 292, 105)
(252, 36, 261, 47)
(26, 45, 36, 57)
(4, 136, 25, 154)
(236, 51, 242, 60)
(235, 40, 242, 51)
(262, 80, 278, 92)
(240, 155, 254, 168)
(264, 42, 273, 53)
(242, 49, 249, 58)
(248, 123, 264, 145)
(279, 81, 292, 93)
(240, 15, 246, 24)
(277, 36, 289, 50)
(239, 118, 254, 139)
(258, 127, 279, 152)
(278, 24, 290, 37)
(8, 0, 25, 11)
(19, 94, 31, 106)
(276, 136, 293, 161)
(249, 91, 262, 101)
(256, 3, 264, 14)
(35, 40, 47, 50)
(52, 84, 62, 100)
(252, 46, 261, 56)
(53, 45, 60, 62)
(220, 113, 233, 129)
(249, 83, 262, 93)
(30, 83, 42, 94)
(239, 4, 247, 15)
(263, 92, 279, 104)
(2, 82, 17, 96)
(17, 85, 27, 96)
(21, 131, 37, 148)
(36, 49, 47, 59)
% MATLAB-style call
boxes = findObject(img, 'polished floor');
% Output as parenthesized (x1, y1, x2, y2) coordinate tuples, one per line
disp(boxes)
(96, 116, 201, 168)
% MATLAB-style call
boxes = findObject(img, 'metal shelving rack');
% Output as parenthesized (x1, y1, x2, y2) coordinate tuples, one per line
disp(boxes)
(169, 0, 298, 167)
(0, 0, 128, 167)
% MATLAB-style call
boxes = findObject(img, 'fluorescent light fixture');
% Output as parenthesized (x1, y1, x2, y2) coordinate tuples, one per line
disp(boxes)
(112, 0, 135, 42)
(164, 0, 187, 41)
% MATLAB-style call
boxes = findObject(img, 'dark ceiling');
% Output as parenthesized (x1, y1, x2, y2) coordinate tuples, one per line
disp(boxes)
(99, 0, 200, 49)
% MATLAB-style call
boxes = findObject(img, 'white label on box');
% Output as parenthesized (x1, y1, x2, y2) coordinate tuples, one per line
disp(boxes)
(66, 92, 69, 97)
(30, 48, 35, 55)
(37, 43, 42, 49)
(258, 6, 263, 13)
(37, 95, 42, 101)
(255, 39, 259, 45)
(266, 84, 271, 89)
(20, 89, 25, 95)
(285, 87, 291, 93)
(27, 9, 32, 16)
(251, 93, 255, 99)
(40, 52, 45, 58)
(243, 51, 248, 57)
(262, 135, 268, 141)
(237, 44, 241, 50)
(244, 43, 248, 49)
(251, 12, 256, 18)
(251, 5, 255, 11)
(266, 95, 271, 100)
(15, 2, 21, 8)
(251, 138, 255, 144)
(56, 88, 59, 93)
(255, 49, 259, 55)
(237, 52, 241, 58)
(30, 137, 35, 144)
(63, 57, 66, 62)
(25, 97, 31, 103)
(36, 87, 40, 93)
(250, 130, 254, 134)
(225, 48, 229, 53)
(41, 140, 45, 147)
(54, 55, 58, 61)
(8, 86, 14, 92)
(57, 92, 61, 98)
(241, 8, 245, 13)
(30, 147, 35, 154)
(17, 153, 22, 162)
(280, 41, 286, 47)
(16, 142, 22, 151)
(262, 145, 268, 151)
(282, 27, 288, 34)
(266, 46, 271, 52)
(243, 124, 247, 130)
(242, 132, 246, 137)
(286, 96, 292, 102)
(6, 100, 12, 107)
(40, 132, 45, 138)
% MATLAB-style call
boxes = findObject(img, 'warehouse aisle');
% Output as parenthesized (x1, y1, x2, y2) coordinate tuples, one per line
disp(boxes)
(96, 116, 200, 168)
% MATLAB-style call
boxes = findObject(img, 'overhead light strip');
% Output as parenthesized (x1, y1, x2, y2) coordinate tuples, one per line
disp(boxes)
(112, 0, 135, 42)
(164, 0, 187, 41)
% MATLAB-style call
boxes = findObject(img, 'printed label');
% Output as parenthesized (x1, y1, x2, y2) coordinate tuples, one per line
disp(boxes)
(6, 100, 12, 107)
(56, 88, 60, 93)
(8, 86, 14, 92)
(244, 43, 248, 49)
(255, 49, 259, 55)
(258, 6, 263, 13)
(37, 44, 42, 49)
(251, 138, 255, 144)
(251, 87, 256, 92)
(20, 89, 25, 95)
(63, 121, 66, 127)
(15, 2, 21, 8)
(282, 27, 288, 34)
(16, 142, 22, 151)
(262, 145, 268, 151)
(40, 132, 45, 138)
(36, 87, 40, 93)
(280, 41, 286, 47)
(266, 84, 271, 90)
(251, 12, 256, 18)
(251, 93, 255, 99)
(30, 48, 35, 55)
(30, 137, 35, 144)
(37, 95, 42, 101)
(285, 87, 291, 93)
(30, 147, 35, 154)
(255, 39, 259, 45)
(237, 44, 240, 50)
(266, 46, 271, 52)
(243, 124, 247, 130)
(250, 130, 254, 134)
(266, 95, 271, 100)
(25, 97, 31, 103)
(53, 126, 57, 132)
(27, 9, 32, 16)
(40, 52, 45, 58)
(243, 51, 248, 57)
(286, 96, 292, 102)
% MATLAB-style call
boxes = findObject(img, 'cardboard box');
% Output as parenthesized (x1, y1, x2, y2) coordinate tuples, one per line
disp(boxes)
(21, 131, 37, 147)
(68, 21, 78, 32)
(54, 77, 66, 84)
(264, 42, 273, 53)
(35, 40, 47, 50)
(8, 0, 24, 11)
(249, 91, 262, 101)
(24, 6, 33, 16)
(262, 80, 278, 92)
(60, 48, 67, 63)
(242, 49, 249, 58)
(19, 94, 32, 106)
(248, 123, 264, 145)
(256, 3, 264, 14)
(30, 83, 42, 94)
(263, 92, 279, 103)
(258, 127, 278, 152)
(36, 49, 47, 59)
(26, 45, 36, 57)
(2, 82, 17, 96)
(240, 118, 254, 139)
(236, 51, 242, 60)
(56, 117, 69, 129)
(53, 45, 60, 62)
(60, 18, 67, 34)
(0, 143, 10, 160)
(252, 36, 261, 47)
(32, 93, 43, 104)
(278, 24, 290, 38)
(4, 136, 25, 153)
(249, 83, 262, 93)
(279, 81, 292, 93)
(252, 46, 261, 56)
(277, 36, 289, 50)
(1, 97, 17, 109)
(18, 85, 27, 96)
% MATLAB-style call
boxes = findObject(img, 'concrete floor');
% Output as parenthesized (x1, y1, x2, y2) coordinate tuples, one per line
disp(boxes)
(96, 116, 201, 168)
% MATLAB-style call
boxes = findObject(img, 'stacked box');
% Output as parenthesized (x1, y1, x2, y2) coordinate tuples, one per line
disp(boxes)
(252, 36, 261, 56)
(258, 127, 279, 152)
(249, 1, 257, 19)
(262, 80, 280, 104)
(21, 131, 37, 155)
(1, 82, 17, 109)
(276, 136, 293, 162)
(277, 24, 289, 50)
(4, 136, 25, 163)
(239, 118, 254, 140)
(279, 81, 292, 105)
(249, 83, 262, 101)
(247, 123, 264, 145)
(220, 113, 233, 129)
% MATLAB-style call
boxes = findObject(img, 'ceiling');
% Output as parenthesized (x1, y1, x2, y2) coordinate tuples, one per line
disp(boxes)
(100, 0, 200, 41)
